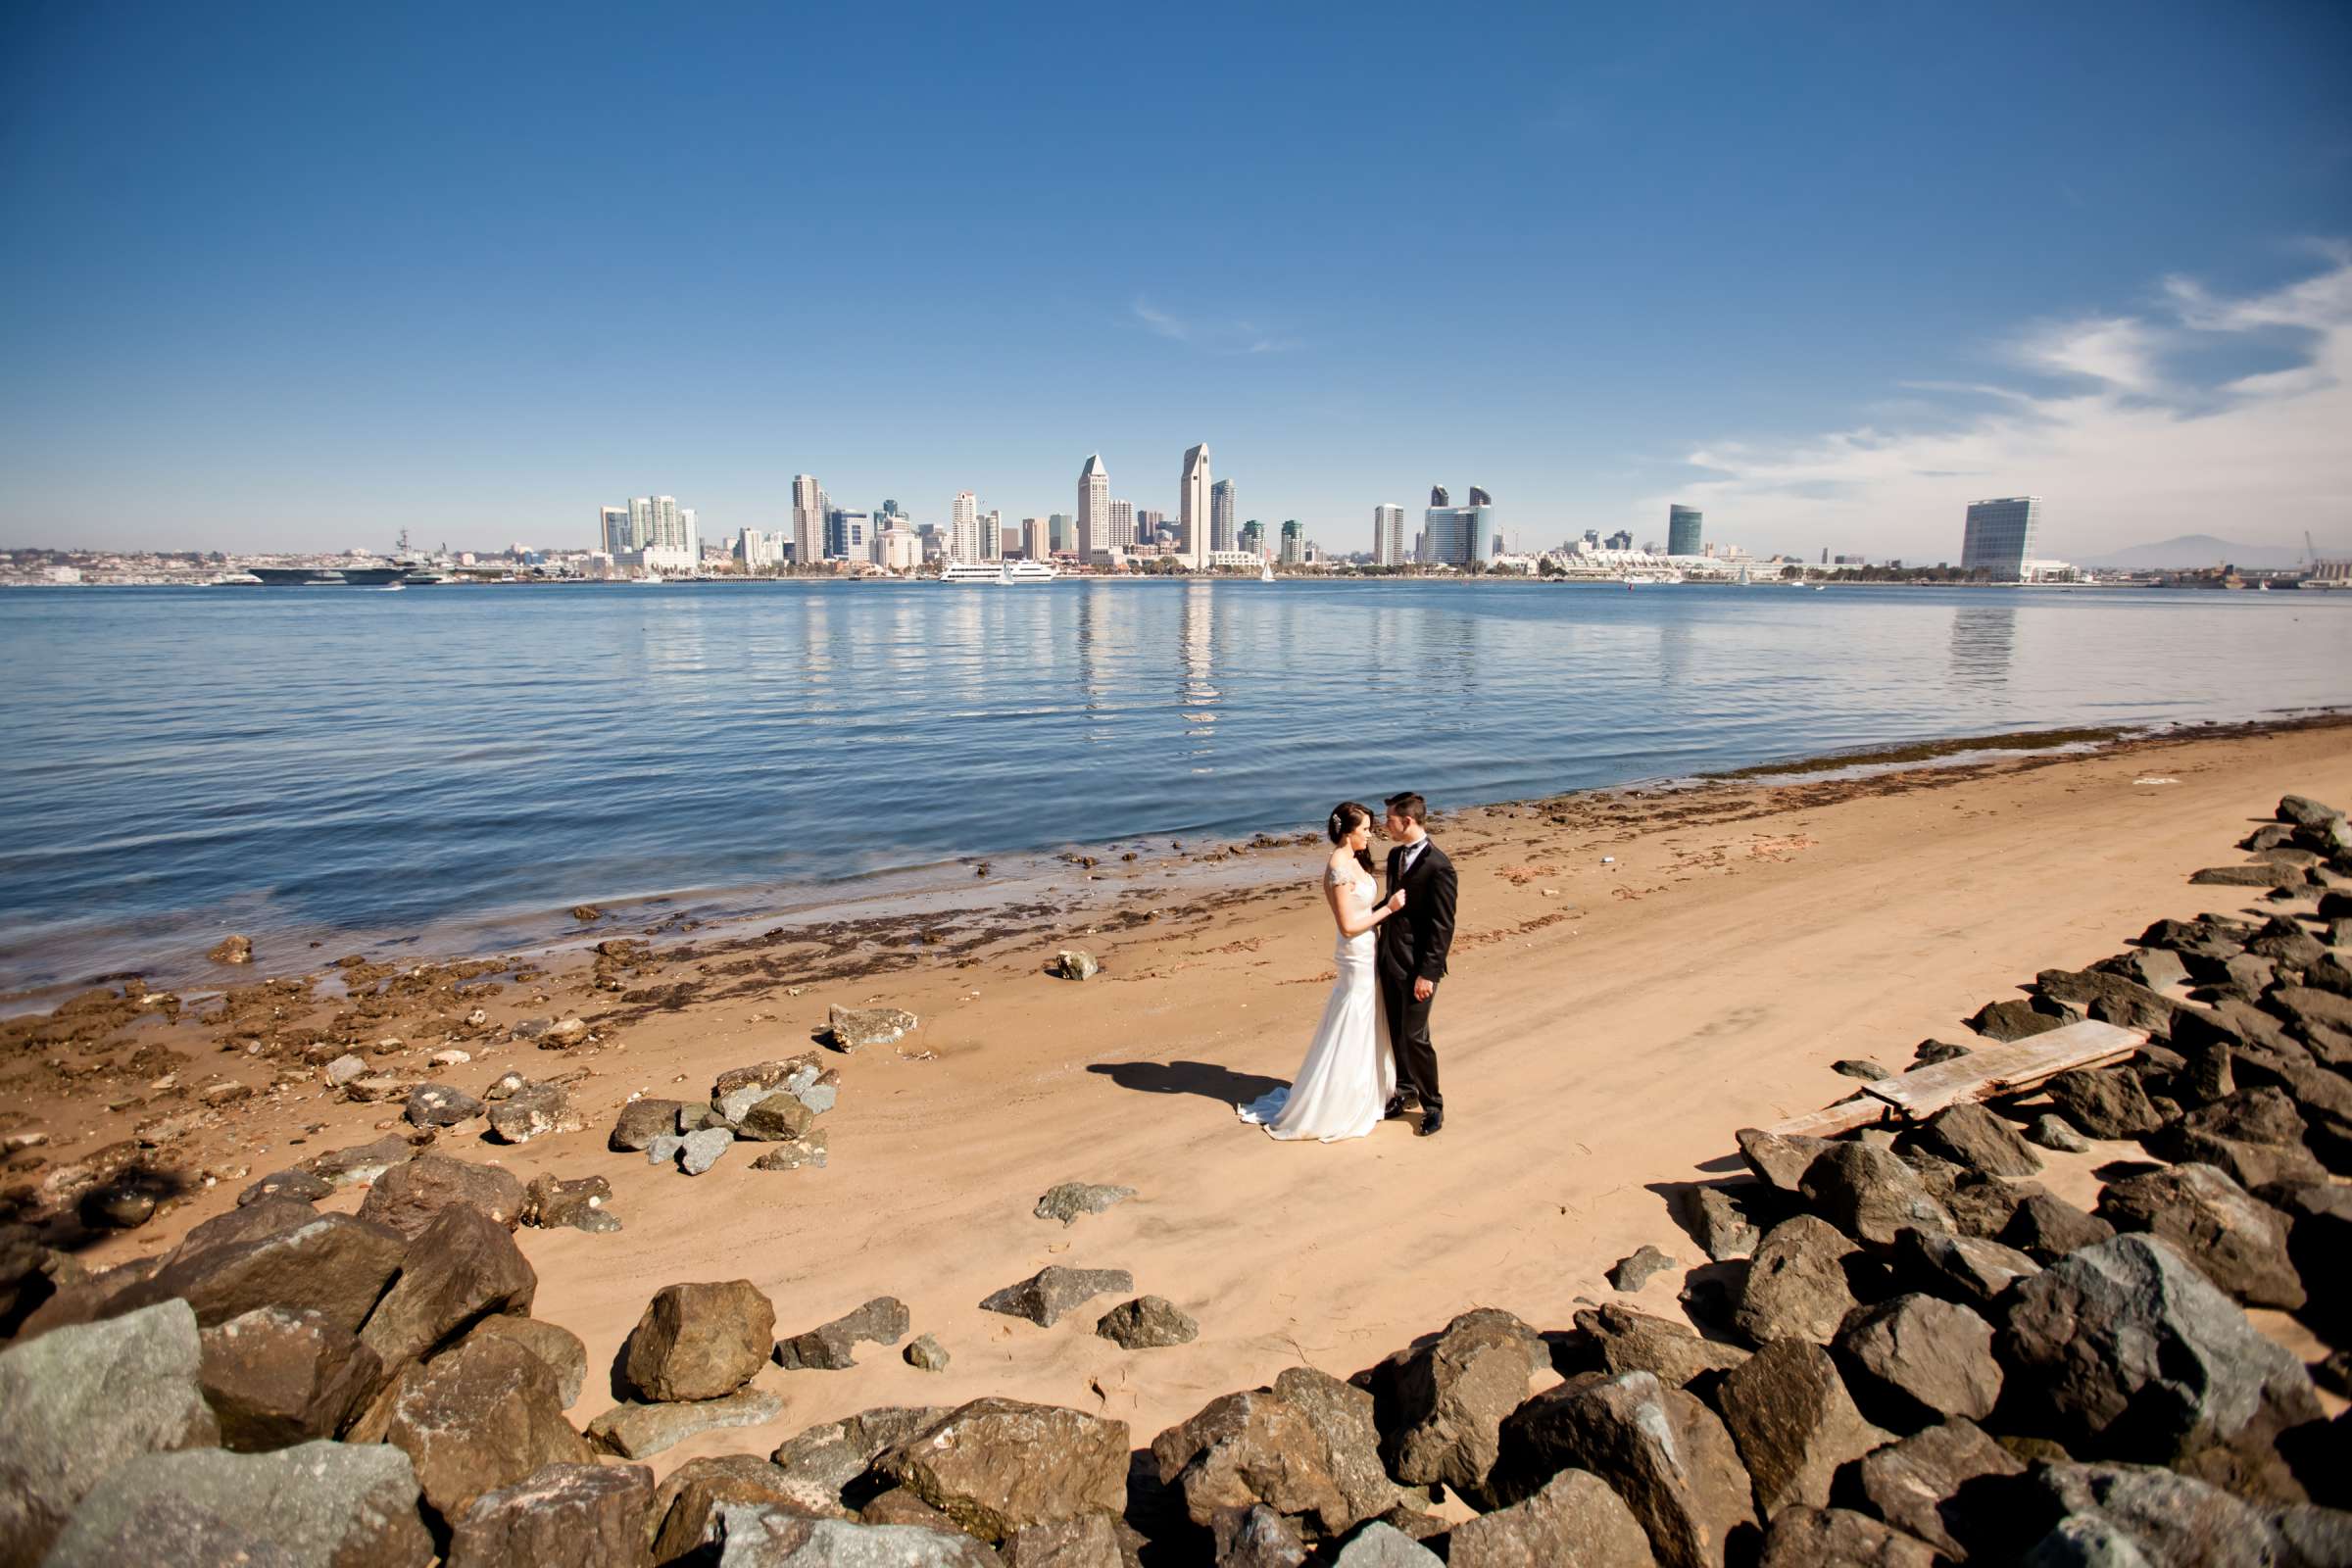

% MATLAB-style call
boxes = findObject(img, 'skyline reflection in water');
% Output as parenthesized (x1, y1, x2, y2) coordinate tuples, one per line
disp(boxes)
(2, 580, 2346, 990)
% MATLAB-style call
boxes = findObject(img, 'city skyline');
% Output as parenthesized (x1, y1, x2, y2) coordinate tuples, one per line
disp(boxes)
(4, 6, 2348, 561)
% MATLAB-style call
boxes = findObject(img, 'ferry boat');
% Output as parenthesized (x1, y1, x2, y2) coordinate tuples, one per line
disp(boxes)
(940, 561, 1057, 584)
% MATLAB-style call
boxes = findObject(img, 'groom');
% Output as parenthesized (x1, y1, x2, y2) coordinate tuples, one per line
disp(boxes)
(1378, 792, 1458, 1137)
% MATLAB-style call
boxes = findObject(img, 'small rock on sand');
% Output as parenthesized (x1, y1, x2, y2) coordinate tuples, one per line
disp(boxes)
(1606, 1245, 1675, 1293)
(1035, 1182, 1137, 1225)
(905, 1334, 950, 1372)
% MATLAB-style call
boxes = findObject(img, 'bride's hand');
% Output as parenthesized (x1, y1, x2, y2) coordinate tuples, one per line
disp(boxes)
(1387, 891, 1407, 913)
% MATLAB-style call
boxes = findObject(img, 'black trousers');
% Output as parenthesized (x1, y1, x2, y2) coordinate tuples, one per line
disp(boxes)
(1379, 968, 1441, 1111)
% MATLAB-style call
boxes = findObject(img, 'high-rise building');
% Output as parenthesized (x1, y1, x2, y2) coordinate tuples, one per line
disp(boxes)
(605, 496, 697, 572)
(1135, 509, 1165, 544)
(736, 527, 786, 568)
(1239, 519, 1263, 556)
(878, 527, 921, 572)
(1421, 485, 1496, 567)
(792, 476, 826, 565)
(1372, 504, 1405, 566)
(1049, 513, 1073, 553)
(1606, 529, 1634, 552)
(1077, 455, 1114, 563)
(1961, 496, 2041, 579)
(598, 506, 630, 555)
(949, 492, 980, 562)
(1210, 479, 1237, 553)
(982, 509, 1003, 562)
(1279, 518, 1304, 565)
(1020, 517, 1050, 559)
(1109, 498, 1134, 544)
(1667, 505, 1703, 558)
(1180, 443, 1211, 568)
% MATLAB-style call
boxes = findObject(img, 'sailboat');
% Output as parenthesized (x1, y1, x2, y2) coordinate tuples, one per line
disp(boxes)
(1258, 550, 1275, 583)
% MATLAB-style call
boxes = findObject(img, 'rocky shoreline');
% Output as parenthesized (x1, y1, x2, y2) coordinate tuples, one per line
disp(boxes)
(2, 763, 2349, 1560)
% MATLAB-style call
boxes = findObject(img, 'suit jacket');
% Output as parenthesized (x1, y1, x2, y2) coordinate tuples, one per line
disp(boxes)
(1378, 839, 1458, 986)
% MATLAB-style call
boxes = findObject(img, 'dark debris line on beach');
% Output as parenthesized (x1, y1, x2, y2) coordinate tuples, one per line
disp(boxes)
(1, 793, 2351, 1563)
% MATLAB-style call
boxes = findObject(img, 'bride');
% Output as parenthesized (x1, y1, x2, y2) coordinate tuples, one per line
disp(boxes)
(1238, 801, 1406, 1142)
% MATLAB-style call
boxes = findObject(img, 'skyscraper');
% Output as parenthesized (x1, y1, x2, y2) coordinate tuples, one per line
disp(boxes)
(1020, 517, 1049, 559)
(1049, 513, 1072, 553)
(1667, 505, 1703, 558)
(950, 492, 980, 562)
(981, 509, 1003, 562)
(826, 509, 872, 561)
(1109, 498, 1134, 545)
(1180, 443, 1211, 569)
(598, 506, 630, 555)
(1077, 455, 1113, 563)
(1210, 479, 1237, 553)
(1280, 519, 1304, 564)
(792, 475, 825, 565)
(1372, 504, 1405, 566)
(1136, 509, 1165, 544)
(1421, 486, 1496, 567)
(1961, 496, 2041, 579)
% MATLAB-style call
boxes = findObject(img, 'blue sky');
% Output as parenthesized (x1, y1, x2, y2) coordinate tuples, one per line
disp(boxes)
(4, 1, 2348, 561)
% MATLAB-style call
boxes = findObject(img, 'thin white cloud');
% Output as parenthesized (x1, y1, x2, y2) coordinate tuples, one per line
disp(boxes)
(1132, 297, 1298, 355)
(1650, 254, 2352, 560)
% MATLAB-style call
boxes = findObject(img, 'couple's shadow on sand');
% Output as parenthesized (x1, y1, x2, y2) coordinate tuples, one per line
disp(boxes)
(1089, 1059, 1285, 1104)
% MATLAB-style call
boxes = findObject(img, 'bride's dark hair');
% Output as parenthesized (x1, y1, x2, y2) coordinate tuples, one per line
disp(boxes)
(1327, 801, 1376, 874)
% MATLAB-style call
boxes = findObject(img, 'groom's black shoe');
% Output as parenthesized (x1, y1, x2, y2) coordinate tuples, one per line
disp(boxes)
(1383, 1094, 1411, 1121)
(1417, 1109, 1445, 1138)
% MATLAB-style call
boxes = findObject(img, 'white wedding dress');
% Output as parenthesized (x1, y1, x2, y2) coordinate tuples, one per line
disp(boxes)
(1237, 859, 1396, 1142)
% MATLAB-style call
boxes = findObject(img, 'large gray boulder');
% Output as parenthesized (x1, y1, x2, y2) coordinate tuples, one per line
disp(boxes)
(359, 1201, 538, 1368)
(1735, 1128, 1834, 1194)
(1855, 1418, 2027, 1562)
(1799, 1145, 1953, 1247)
(38, 1440, 432, 1568)
(2034, 968, 2178, 1037)
(1887, 1227, 2039, 1309)
(458, 1314, 587, 1409)
(769, 1405, 950, 1509)
(649, 1454, 852, 1560)
(1900, 1103, 2042, 1180)
(710, 1506, 1003, 1566)
(2026, 1460, 2352, 1568)
(1733, 1216, 1859, 1346)
(1997, 1234, 2321, 1460)
(775, 1297, 911, 1371)
(1491, 1370, 1756, 1568)
(871, 1398, 1130, 1543)
(585, 1389, 784, 1459)
(1712, 1339, 1891, 1517)
(0, 1299, 220, 1567)
(620, 1279, 776, 1401)
(610, 1098, 690, 1152)
(1446, 1467, 1657, 1568)
(199, 1306, 385, 1451)
(1353, 1307, 1546, 1508)
(2093, 1162, 2304, 1309)
(2041, 1070, 2166, 1139)
(1832, 1295, 2001, 1429)
(1330, 1522, 1444, 1565)
(1152, 1367, 1396, 1539)
(446, 1460, 655, 1568)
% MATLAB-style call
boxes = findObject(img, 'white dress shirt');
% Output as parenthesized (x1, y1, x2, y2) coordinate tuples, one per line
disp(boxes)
(1399, 839, 1428, 878)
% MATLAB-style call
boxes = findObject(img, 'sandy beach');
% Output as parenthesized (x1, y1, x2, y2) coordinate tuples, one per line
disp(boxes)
(7, 715, 2348, 1491)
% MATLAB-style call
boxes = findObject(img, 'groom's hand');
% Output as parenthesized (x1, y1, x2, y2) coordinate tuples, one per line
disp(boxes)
(1413, 977, 1435, 1003)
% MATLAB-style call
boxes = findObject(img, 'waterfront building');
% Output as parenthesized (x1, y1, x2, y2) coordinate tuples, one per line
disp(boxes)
(1211, 478, 1237, 553)
(982, 509, 1003, 562)
(1961, 496, 2042, 579)
(1239, 519, 1263, 556)
(827, 509, 873, 562)
(792, 475, 826, 565)
(878, 526, 921, 572)
(606, 495, 698, 572)
(1668, 505, 1703, 558)
(1136, 509, 1165, 544)
(1078, 455, 1115, 563)
(1020, 516, 1050, 559)
(1373, 504, 1405, 565)
(1180, 443, 1211, 568)
(736, 527, 786, 568)
(1109, 498, 1134, 544)
(1421, 486, 1496, 567)
(599, 506, 631, 555)
(1606, 529, 1634, 551)
(947, 493, 981, 562)
(999, 526, 1021, 556)
(1280, 519, 1304, 565)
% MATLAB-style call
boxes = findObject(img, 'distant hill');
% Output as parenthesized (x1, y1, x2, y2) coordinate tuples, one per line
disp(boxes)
(2082, 534, 2342, 570)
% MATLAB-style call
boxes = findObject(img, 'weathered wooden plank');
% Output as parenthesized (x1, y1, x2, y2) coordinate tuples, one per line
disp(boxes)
(1762, 1019, 2143, 1137)
(1862, 1020, 2143, 1119)
(1767, 1099, 1894, 1139)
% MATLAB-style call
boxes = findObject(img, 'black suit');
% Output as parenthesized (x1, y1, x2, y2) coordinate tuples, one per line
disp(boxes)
(1377, 839, 1457, 1112)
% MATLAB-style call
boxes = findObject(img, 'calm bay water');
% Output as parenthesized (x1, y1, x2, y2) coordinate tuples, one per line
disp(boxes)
(3, 579, 2347, 994)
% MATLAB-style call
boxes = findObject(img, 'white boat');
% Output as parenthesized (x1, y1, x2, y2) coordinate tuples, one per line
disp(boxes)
(379, 582, 406, 592)
(941, 561, 1056, 584)
(1259, 560, 1275, 583)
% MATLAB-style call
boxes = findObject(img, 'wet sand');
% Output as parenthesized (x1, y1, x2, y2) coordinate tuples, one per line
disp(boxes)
(6, 714, 2347, 1476)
